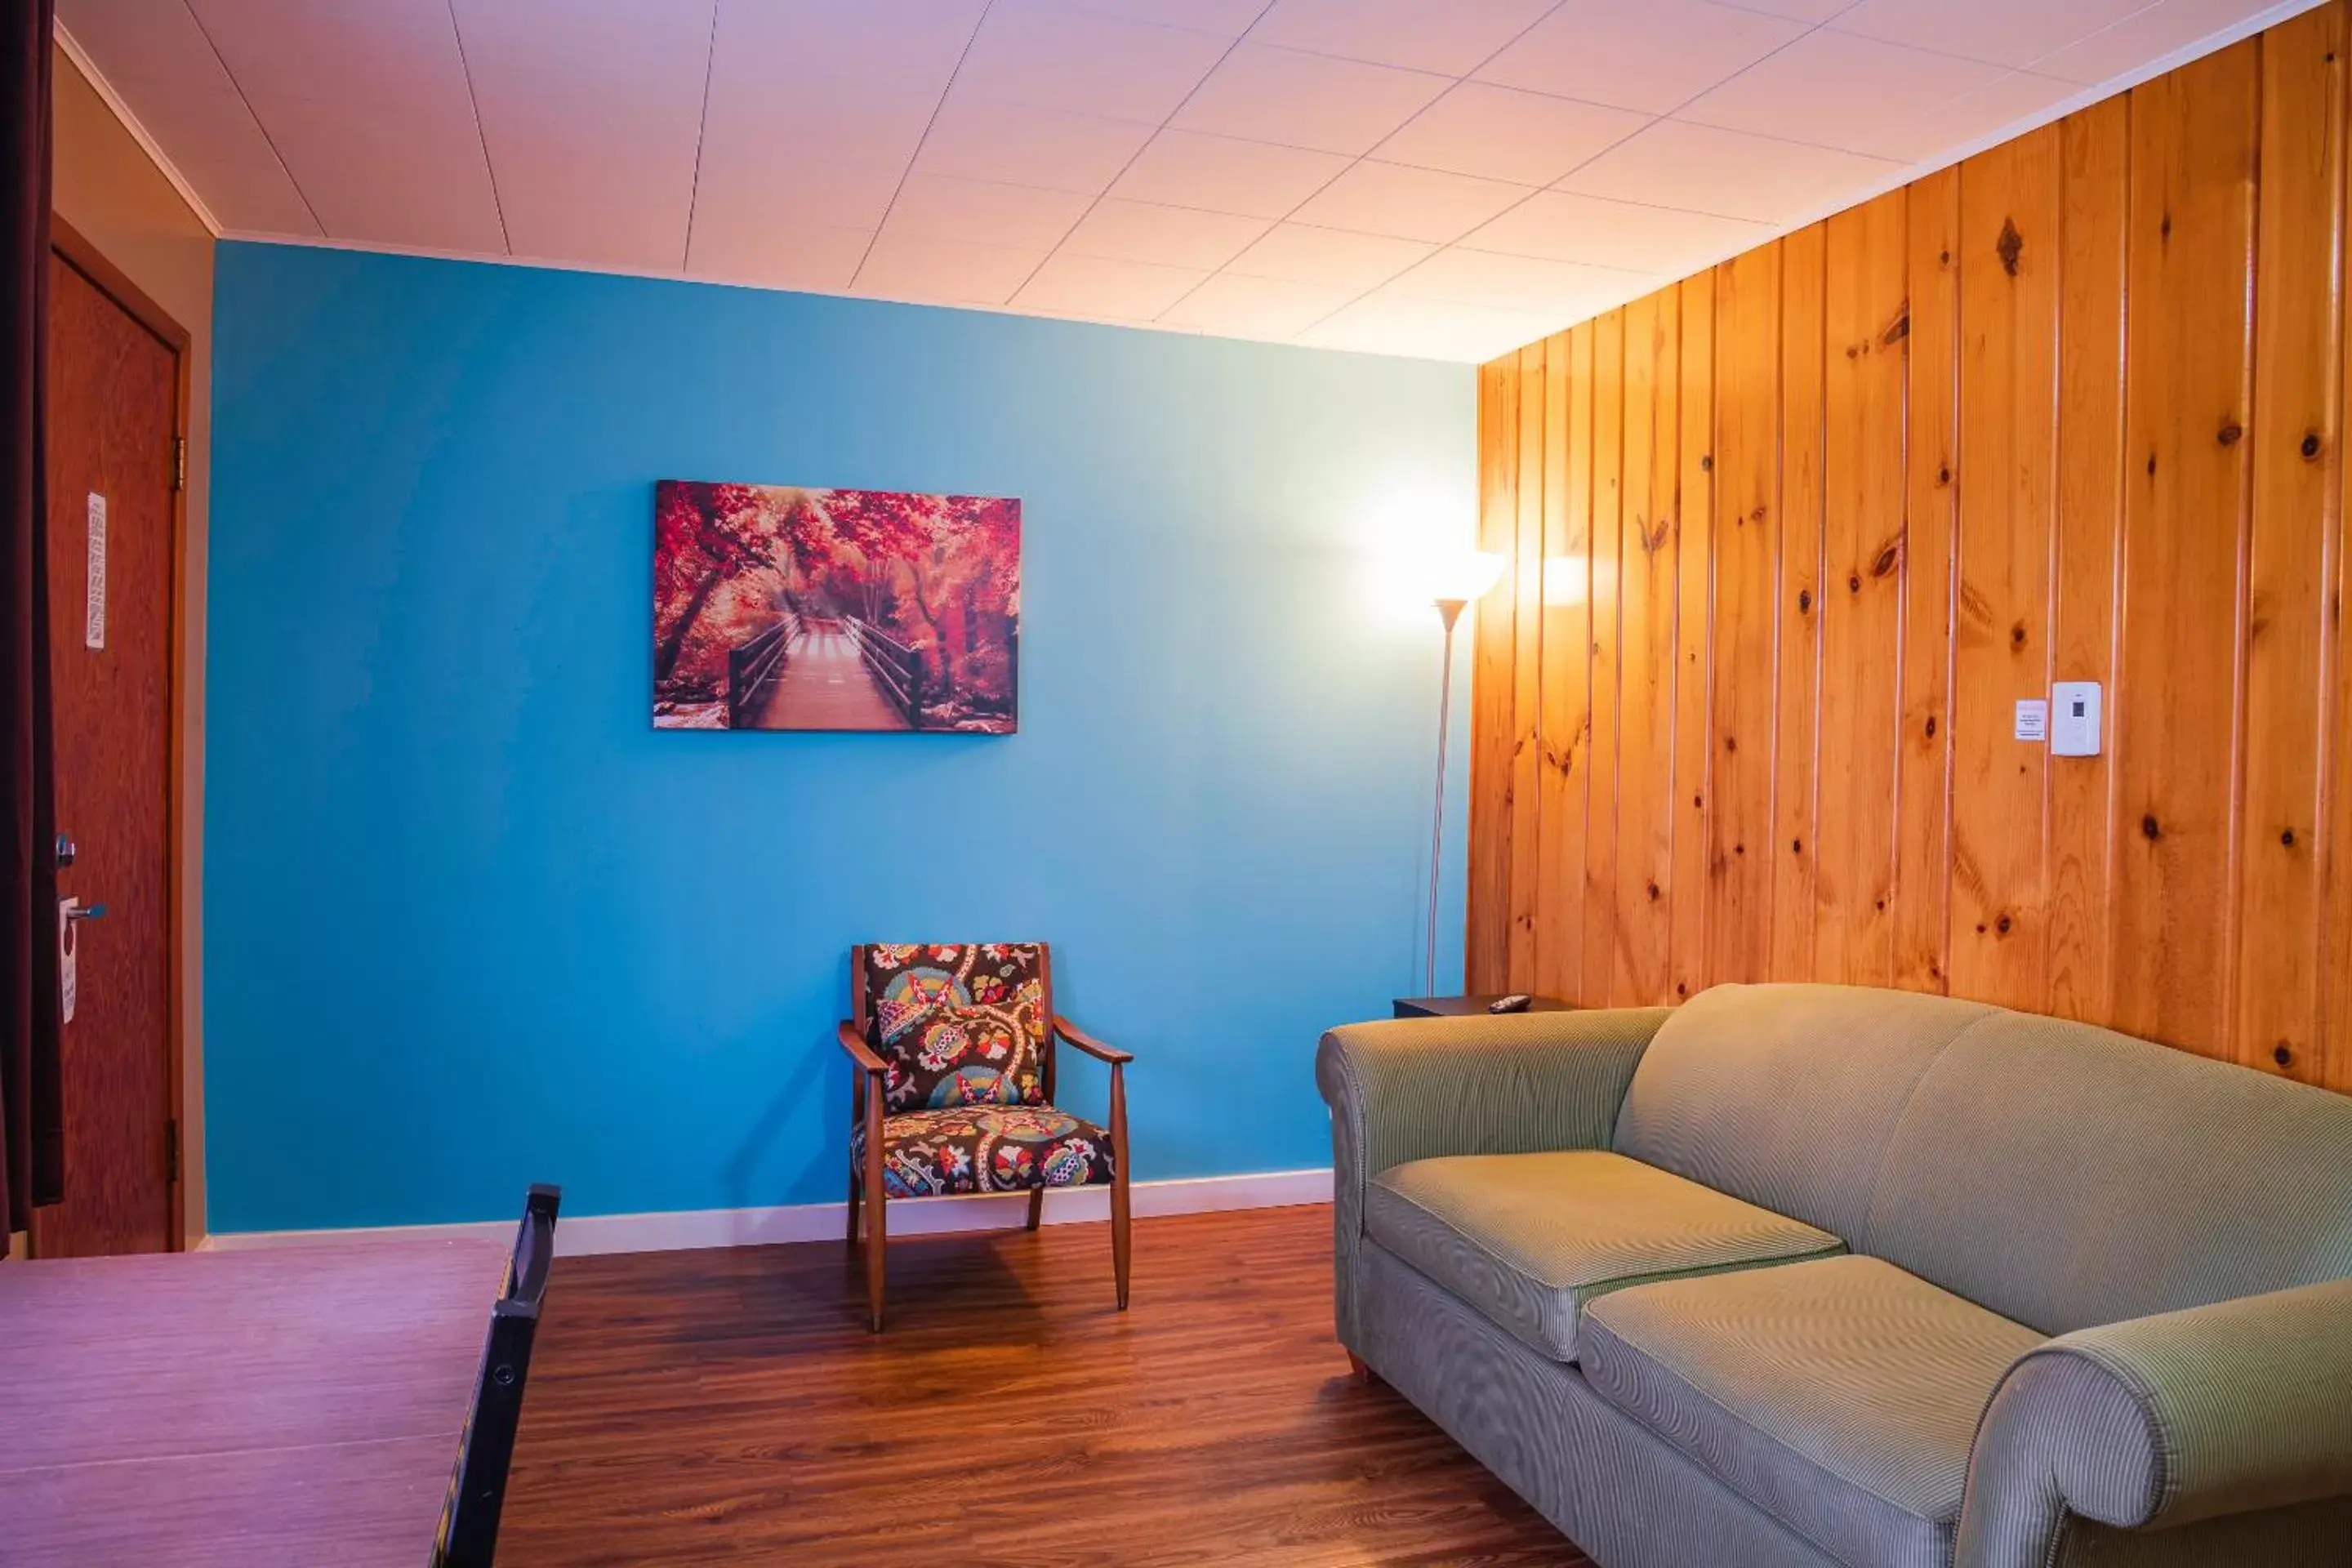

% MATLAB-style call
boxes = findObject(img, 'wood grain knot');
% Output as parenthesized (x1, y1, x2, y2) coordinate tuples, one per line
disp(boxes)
(1725, 735, 1739, 753)
(1873, 543, 1900, 577)
(2010, 624, 2026, 647)
(1995, 218, 2023, 278)
(1699, 454, 1713, 472)
(2141, 813, 2161, 840)
(2282, 827, 2297, 848)
(1995, 915, 2012, 936)
(1937, 466, 1952, 487)
(2276, 1044, 2295, 1068)
(2146, 453, 2158, 476)
(1646, 883, 1661, 901)
(1734, 842, 1746, 855)
(2302, 432, 2323, 459)
(1924, 716, 1938, 739)
(1790, 838, 1803, 856)
(1848, 572, 1863, 593)
(2217, 422, 2243, 447)
(1797, 589, 1813, 613)
(1881, 313, 1909, 347)
(2158, 213, 2172, 240)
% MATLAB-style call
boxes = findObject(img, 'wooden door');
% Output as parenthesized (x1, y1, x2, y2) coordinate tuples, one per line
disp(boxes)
(33, 246, 180, 1256)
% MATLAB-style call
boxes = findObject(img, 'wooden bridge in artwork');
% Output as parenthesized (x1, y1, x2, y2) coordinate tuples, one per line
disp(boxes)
(727, 608, 921, 732)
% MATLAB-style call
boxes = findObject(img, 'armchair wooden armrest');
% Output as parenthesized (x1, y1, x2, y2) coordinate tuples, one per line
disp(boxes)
(1054, 1016, 1134, 1065)
(835, 1019, 887, 1076)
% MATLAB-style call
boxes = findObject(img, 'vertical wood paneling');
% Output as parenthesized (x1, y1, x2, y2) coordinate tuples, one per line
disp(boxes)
(1668, 274, 1717, 1003)
(1468, 360, 1517, 993)
(2113, 40, 2260, 1058)
(1708, 244, 1784, 985)
(1534, 328, 1589, 1004)
(1818, 192, 1908, 987)
(1506, 341, 1548, 992)
(1895, 167, 1962, 994)
(2238, 2, 2345, 1080)
(1615, 291, 1680, 1004)
(1467, 5, 2352, 1095)
(2048, 96, 2130, 1025)
(1772, 226, 1829, 982)
(1951, 126, 2062, 1011)
(1583, 311, 1626, 1005)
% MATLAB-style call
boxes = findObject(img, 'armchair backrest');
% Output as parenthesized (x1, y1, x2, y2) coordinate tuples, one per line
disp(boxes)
(853, 943, 1054, 1112)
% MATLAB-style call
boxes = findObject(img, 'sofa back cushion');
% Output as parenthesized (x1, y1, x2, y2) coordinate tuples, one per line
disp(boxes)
(1864, 1009, 2352, 1334)
(1613, 984, 1995, 1243)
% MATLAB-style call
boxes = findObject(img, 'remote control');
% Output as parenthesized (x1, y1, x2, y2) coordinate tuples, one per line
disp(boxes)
(1489, 994, 1534, 1013)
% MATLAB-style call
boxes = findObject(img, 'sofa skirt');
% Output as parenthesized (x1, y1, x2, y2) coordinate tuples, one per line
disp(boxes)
(1356, 1239, 1839, 1568)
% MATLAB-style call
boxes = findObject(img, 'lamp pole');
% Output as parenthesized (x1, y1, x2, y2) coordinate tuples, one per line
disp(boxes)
(1427, 598, 1468, 999)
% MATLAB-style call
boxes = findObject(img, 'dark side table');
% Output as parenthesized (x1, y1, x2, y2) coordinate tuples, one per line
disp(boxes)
(1392, 995, 1576, 1019)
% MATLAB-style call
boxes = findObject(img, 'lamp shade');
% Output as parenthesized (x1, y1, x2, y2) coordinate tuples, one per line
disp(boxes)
(1428, 550, 1508, 605)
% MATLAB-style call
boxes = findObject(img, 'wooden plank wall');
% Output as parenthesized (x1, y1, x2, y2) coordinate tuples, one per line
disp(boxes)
(1465, 9, 2352, 1092)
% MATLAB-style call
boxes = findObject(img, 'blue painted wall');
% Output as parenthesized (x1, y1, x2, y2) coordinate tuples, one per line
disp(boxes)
(205, 242, 1475, 1233)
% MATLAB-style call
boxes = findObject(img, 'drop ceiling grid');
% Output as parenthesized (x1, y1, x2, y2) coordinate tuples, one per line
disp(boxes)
(54, 0, 2305, 360)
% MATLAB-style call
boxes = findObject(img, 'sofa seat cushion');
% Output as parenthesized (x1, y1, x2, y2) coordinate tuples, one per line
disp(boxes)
(1365, 1150, 1845, 1365)
(1582, 1255, 2046, 1568)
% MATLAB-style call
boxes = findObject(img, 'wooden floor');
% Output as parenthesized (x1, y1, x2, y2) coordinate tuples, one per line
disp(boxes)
(501, 1203, 1593, 1566)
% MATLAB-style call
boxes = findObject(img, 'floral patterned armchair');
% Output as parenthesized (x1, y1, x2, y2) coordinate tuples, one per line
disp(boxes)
(836, 942, 1133, 1332)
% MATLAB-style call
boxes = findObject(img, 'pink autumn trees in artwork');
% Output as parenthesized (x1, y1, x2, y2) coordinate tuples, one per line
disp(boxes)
(652, 481, 1020, 733)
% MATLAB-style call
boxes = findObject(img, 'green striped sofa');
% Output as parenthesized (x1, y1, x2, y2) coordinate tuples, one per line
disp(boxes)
(1317, 983, 2352, 1568)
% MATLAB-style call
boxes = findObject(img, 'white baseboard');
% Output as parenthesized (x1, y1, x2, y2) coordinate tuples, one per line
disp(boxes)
(197, 1167, 1334, 1258)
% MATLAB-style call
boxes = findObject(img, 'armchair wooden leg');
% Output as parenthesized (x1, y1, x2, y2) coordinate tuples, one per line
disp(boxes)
(863, 1111, 888, 1334)
(846, 1169, 862, 1248)
(1109, 1062, 1130, 1311)
(1026, 1189, 1045, 1232)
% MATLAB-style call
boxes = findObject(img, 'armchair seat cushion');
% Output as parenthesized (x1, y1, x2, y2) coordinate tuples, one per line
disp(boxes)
(1365, 1150, 1845, 1365)
(855, 1105, 1115, 1198)
(1581, 1254, 2046, 1568)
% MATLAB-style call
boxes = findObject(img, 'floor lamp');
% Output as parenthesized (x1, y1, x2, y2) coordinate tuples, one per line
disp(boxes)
(1425, 553, 1507, 997)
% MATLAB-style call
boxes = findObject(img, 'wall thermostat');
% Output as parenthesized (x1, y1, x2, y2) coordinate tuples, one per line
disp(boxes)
(2051, 681, 2102, 757)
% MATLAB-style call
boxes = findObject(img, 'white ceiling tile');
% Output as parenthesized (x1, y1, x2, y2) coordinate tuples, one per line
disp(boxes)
(186, 0, 474, 113)
(1560, 119, 1904, 224)
(1248, 0, 1558, 76)
(180, 157, 321, 235)
(915, 96, 1158, 194)
(882, 173, 1094, 249)
(1389, 247, 1650, 319)
(1110, 130, 1351, 216)
(1171, 42, 1451, 156)
(691, 2, 983, 246)
(1830, 0, 2151, 71)
(1063, 0, 1268, 33)
(955, 0, 1234, 122)
(1295, 289, 1563, 362)
(1226, 222, 1436, 291)
(855, 233, 1047, 306)
(1678, 29, 2009, 157)
(1731, 0, 1856, 18)
(1374, 83, 1651, 188)
(687, 220, 873, 294)
(93, 65, 284, 172)
(1289, 161, 1534, 244)
(1061, 199, 1272, 269)
(57, 0, 206, 82)
(1160, 272, 1354, 336)
(242, 92, 506, 251)
(1477, 0, 1810, 115)
(452, 0, 712, 271)
(1462, 188, 1770, 273)
(2031, 0, 2273, 84)
(1869, 70, 2082, 165)
(1016, 252, 1208, 318)
(715, 0, 989, 93)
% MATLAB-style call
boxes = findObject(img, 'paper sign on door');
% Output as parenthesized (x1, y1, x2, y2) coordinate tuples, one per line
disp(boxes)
(58, 898, 78, 1024)
(85, 492, 106, 650)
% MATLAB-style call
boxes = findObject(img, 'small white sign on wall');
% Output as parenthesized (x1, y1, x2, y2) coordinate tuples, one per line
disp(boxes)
(2015, 698, 2048, 742)
(84, 492, 107, 651)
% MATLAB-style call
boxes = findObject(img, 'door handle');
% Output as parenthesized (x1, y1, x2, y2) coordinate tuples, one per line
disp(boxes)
(65, 902, 106, 921)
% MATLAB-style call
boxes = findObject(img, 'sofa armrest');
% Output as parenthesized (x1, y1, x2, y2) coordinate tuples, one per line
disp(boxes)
(1958, 1276, 2352, 1567)
(1315, 1008, 1670, 1352)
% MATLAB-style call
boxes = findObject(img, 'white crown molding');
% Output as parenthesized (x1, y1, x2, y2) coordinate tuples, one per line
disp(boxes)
(194, 1165, 1334, 1257)
(51, 18, 225, 239)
